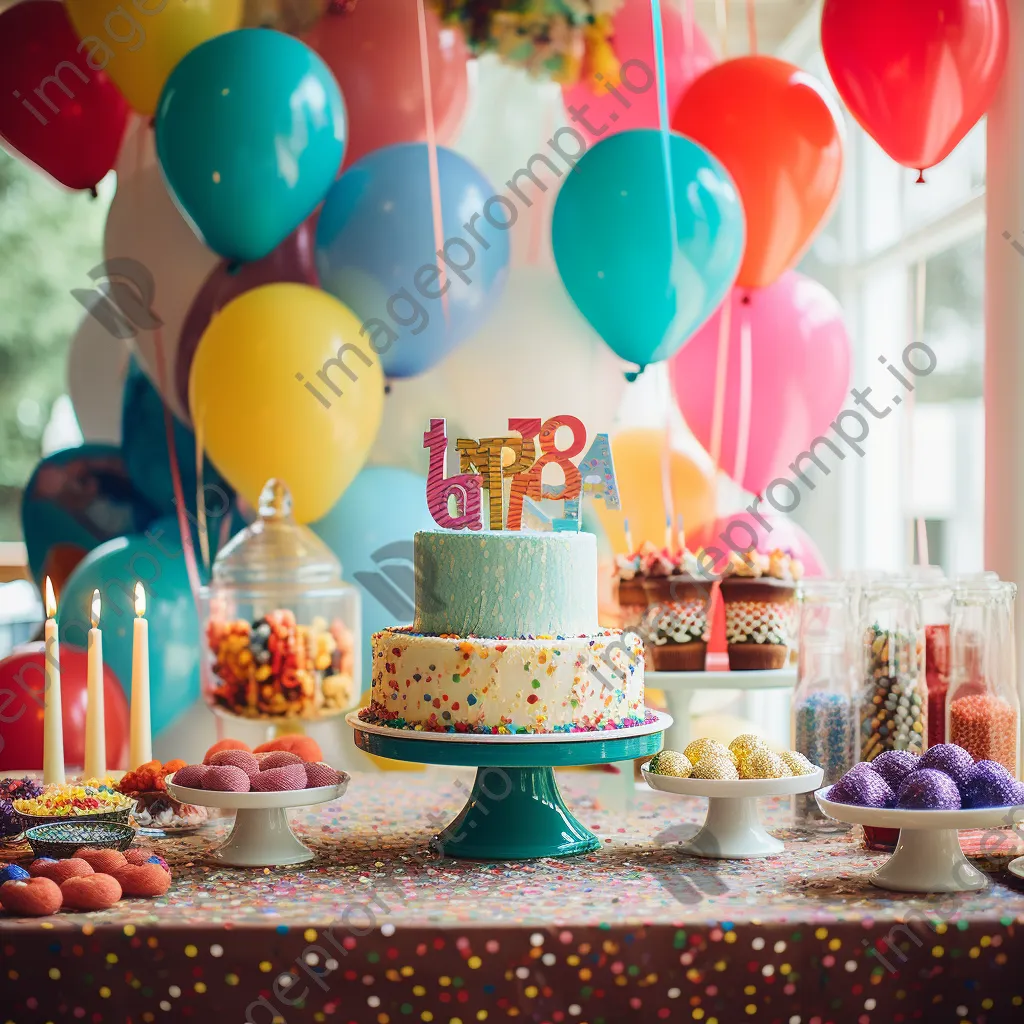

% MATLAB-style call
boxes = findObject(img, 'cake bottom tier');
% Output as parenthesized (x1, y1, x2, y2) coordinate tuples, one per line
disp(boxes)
(366, 627, 646, 734)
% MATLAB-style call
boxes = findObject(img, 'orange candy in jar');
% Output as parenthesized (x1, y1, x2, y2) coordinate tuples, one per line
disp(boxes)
(946, 580, 1019, 776)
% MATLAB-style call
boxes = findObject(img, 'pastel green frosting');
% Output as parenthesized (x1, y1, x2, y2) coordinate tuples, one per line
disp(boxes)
(414, 530, 598, 637)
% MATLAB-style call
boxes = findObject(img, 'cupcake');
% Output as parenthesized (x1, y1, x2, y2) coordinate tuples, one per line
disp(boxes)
(640, 550, 711, 671)
(720, 549, 802, 670)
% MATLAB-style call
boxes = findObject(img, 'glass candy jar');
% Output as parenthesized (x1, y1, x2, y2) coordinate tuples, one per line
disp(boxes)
(201, 480, 360, 722)
(792, 581, 856, 827)
(947, 580, 1019, 776)
(858, 583, 927, 763)
(908, 568, 953, 749)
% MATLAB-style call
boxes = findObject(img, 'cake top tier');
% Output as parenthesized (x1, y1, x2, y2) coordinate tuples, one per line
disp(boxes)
(413, 529, 598, 638)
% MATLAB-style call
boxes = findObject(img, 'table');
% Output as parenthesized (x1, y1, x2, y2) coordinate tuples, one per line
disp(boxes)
(2, 770, 1024, 1024)
(651, 667, 797, 750)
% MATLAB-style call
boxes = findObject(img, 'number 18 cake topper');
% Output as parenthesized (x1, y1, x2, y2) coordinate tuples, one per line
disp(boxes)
(423, 417, 620, 531)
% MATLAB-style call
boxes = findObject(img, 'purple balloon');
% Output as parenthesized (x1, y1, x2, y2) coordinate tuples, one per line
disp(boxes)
(174, 221, 319, 415)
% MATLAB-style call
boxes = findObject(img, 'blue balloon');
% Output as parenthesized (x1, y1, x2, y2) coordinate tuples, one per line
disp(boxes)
(312, 466, 435, 691)
(156, 29, 346, 262)
(315, 143, 510, 378)
(121, 360, 244, 553)
(552, 129, 745, 374)
(58, 520, 205, 735)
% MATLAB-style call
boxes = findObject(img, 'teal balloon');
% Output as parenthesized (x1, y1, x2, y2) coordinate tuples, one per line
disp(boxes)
(551, 128, 745, 373)
(155, 29, 346, 262)
(58, 519, 205, 735)
(311, 467, 434, 692)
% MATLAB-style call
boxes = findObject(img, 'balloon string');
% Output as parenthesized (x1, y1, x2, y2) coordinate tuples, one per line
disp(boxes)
(194, 421, 211, 573)
(732, 305, 753, 488)
(651, 0, 680, 348)
(661, 373, 675, 553)
(527, 100, 557, 266)
(416, 0, 449, 323)
(708, 296, 732, 471)
(151, 324, 202, 604)
(746, 0, 757, 54)
(714, 0, 729, 58)
(907, 261, 926, 560)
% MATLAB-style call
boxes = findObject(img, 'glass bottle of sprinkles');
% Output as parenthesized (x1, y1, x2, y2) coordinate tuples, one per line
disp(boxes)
(858, 584, 927, 763)
(792, 581, 855, 829)
(947, 580, 1019, 776)
(907, 567, 953, 749)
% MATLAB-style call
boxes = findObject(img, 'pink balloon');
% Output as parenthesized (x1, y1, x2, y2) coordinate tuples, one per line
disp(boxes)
(175, 222, 318, 417)
(562, 0, 716, 145)
(303, 0, 469, 169)
(670, 272, 852, 496)
(693, 512, 829, 578)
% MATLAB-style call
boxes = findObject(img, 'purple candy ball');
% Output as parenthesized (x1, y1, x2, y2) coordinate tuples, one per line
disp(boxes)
(870, 750, 920, 791)
(962, 760, 1019, 808)
(829, 765, 895, 808)
(896, 768, 962, 810)
(918, 743, 976, 791)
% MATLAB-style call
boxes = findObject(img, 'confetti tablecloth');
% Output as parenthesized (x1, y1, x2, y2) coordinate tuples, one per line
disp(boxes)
(3, 770, 1024, 1024)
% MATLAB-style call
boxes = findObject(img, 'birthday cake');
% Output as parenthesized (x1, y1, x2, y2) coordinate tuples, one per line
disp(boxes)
(363, 530, 646, 733)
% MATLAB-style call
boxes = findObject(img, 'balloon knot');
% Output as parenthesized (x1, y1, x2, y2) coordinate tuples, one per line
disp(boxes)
(226, 261, 243, 277)
(740, 293, 752, 306)
(624, 368, 643, 384)
(916, 170, 926, 184)
(384, 382, 392, 396)
(89, 187, 98, 200)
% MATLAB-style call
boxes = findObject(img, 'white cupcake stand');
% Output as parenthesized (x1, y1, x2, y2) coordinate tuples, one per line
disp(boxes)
(649, 667, 797, 751)
(816, 786, 1022, 892)
(643, 764, 823, 858)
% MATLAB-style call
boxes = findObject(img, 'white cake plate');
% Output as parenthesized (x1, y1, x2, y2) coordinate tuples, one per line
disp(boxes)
(166, 773, 349, 867)
(642, 765, 823, 859)
(815, 786, 1023, 893)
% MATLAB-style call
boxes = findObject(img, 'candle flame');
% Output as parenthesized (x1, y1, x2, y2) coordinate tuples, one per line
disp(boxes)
(135, 581, 146, 617)
(44, 576, 56, 619)
(90, 589, 101, 629)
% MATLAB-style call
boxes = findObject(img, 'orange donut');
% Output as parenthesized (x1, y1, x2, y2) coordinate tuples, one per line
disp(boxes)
(112, 863, 172, 897)
(29, 858, 94, 884)
(203, 738, 252, 764)
(0, 877, 62, 916)
(73, 849, 128, 874)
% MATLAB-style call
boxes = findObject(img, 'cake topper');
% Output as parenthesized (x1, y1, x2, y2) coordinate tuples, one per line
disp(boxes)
(423, 416, 620, 531)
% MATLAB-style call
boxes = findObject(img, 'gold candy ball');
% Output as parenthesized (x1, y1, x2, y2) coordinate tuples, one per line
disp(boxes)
(648, 750, 693, 778)
(691, 755, 740, 781)
(728, 733, 769, 761)
(738, 750, 792, 780)
(779, 750, 816, 776)
(684, 737, 737, 767)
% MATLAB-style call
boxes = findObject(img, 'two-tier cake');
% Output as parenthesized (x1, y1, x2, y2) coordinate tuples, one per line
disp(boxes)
(362, 530, 646, 733)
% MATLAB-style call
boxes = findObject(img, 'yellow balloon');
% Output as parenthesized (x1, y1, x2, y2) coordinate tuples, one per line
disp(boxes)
(189, 283, 384, 524)
(67, 0, 243, 115)
(593, 428, 717, 555)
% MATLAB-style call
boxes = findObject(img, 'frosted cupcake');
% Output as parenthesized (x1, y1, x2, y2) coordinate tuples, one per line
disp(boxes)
(720, 549, 803, 670)
(614, 542, 673, 630)
(640, 550, 712, 671)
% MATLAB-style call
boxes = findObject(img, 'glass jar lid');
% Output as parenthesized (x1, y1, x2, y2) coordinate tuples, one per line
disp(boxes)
(210, 479, 341, 586)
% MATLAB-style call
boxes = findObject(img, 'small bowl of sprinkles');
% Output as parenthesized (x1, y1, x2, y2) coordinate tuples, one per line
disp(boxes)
(13, 778, 135, 830)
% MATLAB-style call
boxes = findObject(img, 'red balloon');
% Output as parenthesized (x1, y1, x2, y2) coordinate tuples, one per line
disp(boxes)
(0, 0, 129, 192)
(822, 0, 1007, 174)
(174, 221, 319, 416)
(672, 56, 844, 289)
(303, 0, 469, 169)
(0, 643, 129, 773)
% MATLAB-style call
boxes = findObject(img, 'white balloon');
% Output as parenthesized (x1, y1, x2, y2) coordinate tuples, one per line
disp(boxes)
(104, 159, 218, 424)
(369, 266, 629, 469)
(453, 55, 568, 271)
(66, 313, 132, 445)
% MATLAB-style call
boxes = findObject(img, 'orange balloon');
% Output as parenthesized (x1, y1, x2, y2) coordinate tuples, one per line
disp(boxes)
(672, 56, 844, 290)
(593, 429, 716, 555)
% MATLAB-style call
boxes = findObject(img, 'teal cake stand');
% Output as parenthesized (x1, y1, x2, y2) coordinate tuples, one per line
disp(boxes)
(346, 711, 669, 860)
